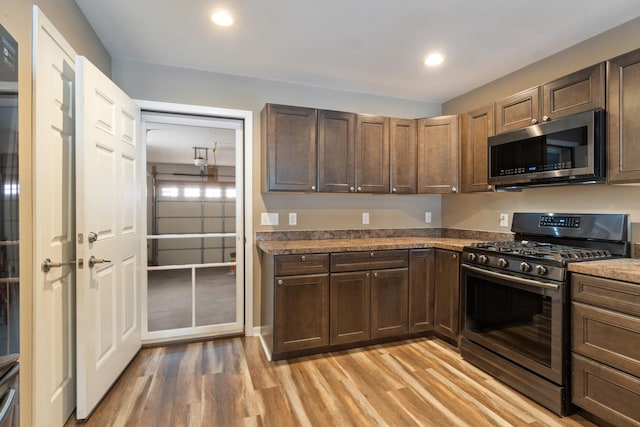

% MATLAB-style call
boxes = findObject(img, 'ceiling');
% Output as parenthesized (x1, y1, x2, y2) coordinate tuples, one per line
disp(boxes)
(75, 0, 640, 103)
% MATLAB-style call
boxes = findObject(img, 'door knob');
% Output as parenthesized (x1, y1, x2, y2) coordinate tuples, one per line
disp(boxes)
(88, 232, 98, 243)
(42, 258, 76, 273)
(89, 256, 112, 268)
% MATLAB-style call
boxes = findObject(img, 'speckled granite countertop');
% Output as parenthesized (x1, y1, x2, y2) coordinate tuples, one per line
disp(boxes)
(256, 237, 483, 255)
(568, 258, 640, 284)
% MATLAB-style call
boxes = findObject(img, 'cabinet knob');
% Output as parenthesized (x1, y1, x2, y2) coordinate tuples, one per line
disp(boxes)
(370, 252, 375, 258)
(488, 185, 493, 190)
(277, 279, 283, 285)
(451, 187, 457, 193)
(357, 186, 362, 192)
(392, 187, 397, 193)
(542, 115, 550, 122)
(373, 272, 378, 278)
(350, 186, 355, 192)
(452, 253, 458, 260)
(365, 272, 370, 279)
(301, 255, 306, 262)
(531, 118, 538, 124)
(311, 185, 316, 191)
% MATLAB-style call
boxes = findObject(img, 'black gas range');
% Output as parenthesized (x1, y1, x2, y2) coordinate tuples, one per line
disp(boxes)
(460, 212, 629, 416)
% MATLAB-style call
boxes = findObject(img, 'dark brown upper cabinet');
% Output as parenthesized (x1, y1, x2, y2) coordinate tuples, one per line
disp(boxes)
(355, 114, 390, 193)
(607, 48, 640, 183)
(317, 110, 356, 192)
(461, 105, 494, 193)
(390, 118, 417, 194)
(495, 63, 605, 134)
(495, 86, 540, 134)
(542, 62, 604, 121)
(262, 104, 317, 192)
(417, 115, 460, 194)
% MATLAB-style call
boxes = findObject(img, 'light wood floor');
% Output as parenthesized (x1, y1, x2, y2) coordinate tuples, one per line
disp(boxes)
(65, 336, 598, 427)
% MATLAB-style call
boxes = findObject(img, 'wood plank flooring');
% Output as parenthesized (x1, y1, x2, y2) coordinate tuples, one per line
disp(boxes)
(65, 336, 598, 427)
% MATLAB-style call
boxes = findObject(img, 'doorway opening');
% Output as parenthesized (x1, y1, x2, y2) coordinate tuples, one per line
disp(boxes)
(142, 110, 246, 342)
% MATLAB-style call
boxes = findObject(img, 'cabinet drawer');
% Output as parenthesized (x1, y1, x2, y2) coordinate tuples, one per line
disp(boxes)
(572, 354, 640, 427)
(572, 301, 640, 377)
(572, 273, 640, 317)
(331, 250, 408, 272)
(275, 254, 329, 276)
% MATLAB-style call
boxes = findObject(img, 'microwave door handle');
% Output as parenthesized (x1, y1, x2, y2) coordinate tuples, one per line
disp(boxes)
(462, 264, 560, 291)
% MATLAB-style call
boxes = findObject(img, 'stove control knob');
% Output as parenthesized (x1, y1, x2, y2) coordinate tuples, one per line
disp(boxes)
(498, 258, 509, 268)
(478, 255, 488, 265)
(535, 265, 548, 276)
(519, 262, 532, 273)
(467, 253, 477, 262)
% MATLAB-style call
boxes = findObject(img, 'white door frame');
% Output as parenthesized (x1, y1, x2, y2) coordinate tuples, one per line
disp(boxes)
(135, 100, 254, 339)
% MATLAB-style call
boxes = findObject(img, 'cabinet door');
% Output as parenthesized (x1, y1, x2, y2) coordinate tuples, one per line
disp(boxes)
(318, 110, 356, 192)
(262, 104, 317, 191)
(495, 86, 540, 134)
(542, 62, 605, 121)
(275, 273, 329, 353)
(371, 268, 409, 338)
(461, 105, 494, 193)
(607, 48, 640, 183)
(434, 249, 461, 342)
(417, 115, 459, 194)
(355, 114, 390, 193)
(330, 271, 371, 345)
(390, 118, 417, 194)
(409, 249, 435, 333)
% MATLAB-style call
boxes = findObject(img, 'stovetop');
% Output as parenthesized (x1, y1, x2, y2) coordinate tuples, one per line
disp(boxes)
(469, 240, 613, 263)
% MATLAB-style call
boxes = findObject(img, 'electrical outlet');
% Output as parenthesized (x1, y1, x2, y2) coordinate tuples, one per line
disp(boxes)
(289, 212, 297, 226)
(499, 213, 509, 227)
(261, 212, 279, 226)
(362, 212, 370, 225)
(425, 212, 432, 224)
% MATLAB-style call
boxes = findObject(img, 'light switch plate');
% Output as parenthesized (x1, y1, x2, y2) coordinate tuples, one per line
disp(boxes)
(261, 212, 279, 226)
(425, 212, 432, 224)
(289, 212, 297, 226)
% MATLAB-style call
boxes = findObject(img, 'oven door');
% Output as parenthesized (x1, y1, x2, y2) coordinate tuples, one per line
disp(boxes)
(461, 264, 566, 385)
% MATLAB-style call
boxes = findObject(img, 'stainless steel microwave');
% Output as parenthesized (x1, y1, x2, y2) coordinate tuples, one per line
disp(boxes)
(488, 109, 605, 189)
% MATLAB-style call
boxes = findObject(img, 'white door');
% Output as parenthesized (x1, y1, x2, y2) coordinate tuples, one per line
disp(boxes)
(75, 56, 144, 419)
(32, 8, 77, 427)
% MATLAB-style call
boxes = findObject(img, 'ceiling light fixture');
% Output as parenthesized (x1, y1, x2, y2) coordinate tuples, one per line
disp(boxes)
(424, 53, 444, 67)
(211, 11, 233, 27)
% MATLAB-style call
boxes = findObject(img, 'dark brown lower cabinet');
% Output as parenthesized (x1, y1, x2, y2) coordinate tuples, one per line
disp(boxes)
(571, 273, 640, 426)
(330, 271, 371, 345)
(433, 249, 461, 342)
(274, 273, 329, 354)
(409, 249, 435, 332)
(371, 268, 409, 338)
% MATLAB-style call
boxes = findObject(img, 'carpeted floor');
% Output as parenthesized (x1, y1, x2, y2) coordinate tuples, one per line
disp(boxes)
(147, 267, 236, 331)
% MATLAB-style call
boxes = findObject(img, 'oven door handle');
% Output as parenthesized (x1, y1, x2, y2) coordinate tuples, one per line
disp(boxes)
(462, 264, 560, 291)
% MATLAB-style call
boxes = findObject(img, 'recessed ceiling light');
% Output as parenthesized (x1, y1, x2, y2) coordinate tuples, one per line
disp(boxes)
(211, 11, 233, 27)
(424, 53, 444, 67)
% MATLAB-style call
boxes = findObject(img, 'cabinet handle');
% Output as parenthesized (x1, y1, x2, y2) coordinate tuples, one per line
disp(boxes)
(301, 255, 306, 262)
(542, 115, 550, 122)
(277, 279, 283, 285)
(531, 118, 538, 124)
(373, 272, 378, 278)
(365, 272, 370, 279)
